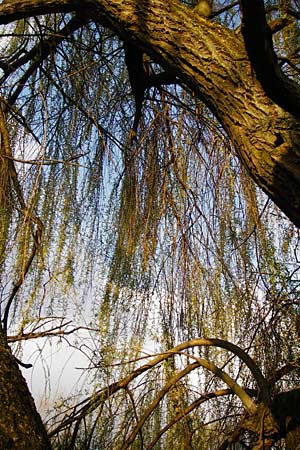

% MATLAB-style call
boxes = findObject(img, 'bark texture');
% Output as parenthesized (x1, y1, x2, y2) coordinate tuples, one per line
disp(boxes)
(220, 394, 300, 449)
(0, 326, 52, 449)
(272, 389, 300, 450)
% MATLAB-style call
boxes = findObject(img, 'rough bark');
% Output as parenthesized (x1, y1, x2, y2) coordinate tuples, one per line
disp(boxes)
(239, 0, 300, 116)
(1, 1, 300, 227)
(272, 389, 300, 450)
(220, 394, 300, 449)
(0, 326, 52, 449)
(219, 404, 279, 450)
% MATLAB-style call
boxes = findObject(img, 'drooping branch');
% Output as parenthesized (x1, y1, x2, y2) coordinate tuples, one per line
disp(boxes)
(0, 101, 44, 334)
(6, 15, 88, 106)
(0, 14, 87, 84)
(146, 388, 233, 450)
(1, 1, 300, 228)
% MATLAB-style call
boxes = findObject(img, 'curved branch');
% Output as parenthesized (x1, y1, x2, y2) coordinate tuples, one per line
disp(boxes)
(239, 0, 300, 116)
(190, 353, 256, 411)
(124, 358, 256, 450)
(123, 362, 199, 449)
(167, 338, 270, 405)
(50, 337, 266, 437)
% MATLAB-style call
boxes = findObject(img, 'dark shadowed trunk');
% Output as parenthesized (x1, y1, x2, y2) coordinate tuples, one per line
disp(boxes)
(0, 325, 51, 449)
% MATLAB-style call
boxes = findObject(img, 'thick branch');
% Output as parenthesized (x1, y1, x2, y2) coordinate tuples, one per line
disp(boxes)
(1, 1, 300, 229)
(0, 0, 76, 23)
(125, 356, 257, 450)
(50, 338, 266, 437)
(239, 0, 300, 116)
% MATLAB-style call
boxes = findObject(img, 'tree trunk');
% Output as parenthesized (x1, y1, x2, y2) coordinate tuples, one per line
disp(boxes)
(221, 396, 300, 449)
(272, 389, 300, 450)
(0, 326, 51, 449)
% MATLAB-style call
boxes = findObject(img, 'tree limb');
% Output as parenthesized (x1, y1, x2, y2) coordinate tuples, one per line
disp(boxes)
(239, 0, 300, 116)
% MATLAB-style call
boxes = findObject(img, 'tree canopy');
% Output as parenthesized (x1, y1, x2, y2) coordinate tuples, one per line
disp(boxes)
(0, 1, 300, 449)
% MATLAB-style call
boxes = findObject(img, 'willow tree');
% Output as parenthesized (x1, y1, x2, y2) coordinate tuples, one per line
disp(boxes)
(0, 1, 300, 449)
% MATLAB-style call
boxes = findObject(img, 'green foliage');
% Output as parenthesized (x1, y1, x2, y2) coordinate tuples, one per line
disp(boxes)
(0, 3, 300, 449)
